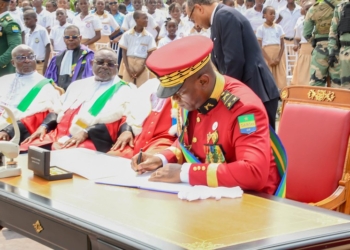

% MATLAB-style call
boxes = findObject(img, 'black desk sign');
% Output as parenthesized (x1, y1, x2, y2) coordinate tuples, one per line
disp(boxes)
(28, 146, 73, 181)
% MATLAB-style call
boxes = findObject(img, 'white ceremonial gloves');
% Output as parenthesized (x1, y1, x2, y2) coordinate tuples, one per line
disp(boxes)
(178, 185, 243, 201)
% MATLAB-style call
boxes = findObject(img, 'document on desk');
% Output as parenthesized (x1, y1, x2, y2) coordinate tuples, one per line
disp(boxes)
(96, 174, 191, 194)
(50, 148, 131, 180)
(49, 148, 191, 193)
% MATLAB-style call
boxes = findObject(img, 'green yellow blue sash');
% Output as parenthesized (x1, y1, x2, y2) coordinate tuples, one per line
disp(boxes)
(270, 125, 287, 198)
(178, 108, 200, 163)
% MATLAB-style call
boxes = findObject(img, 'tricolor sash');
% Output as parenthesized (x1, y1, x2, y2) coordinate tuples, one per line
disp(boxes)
(270, 126, 287, 198)
(178, 108, 200, 163)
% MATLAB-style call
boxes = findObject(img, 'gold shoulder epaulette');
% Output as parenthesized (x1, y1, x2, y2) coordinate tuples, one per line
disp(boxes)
(220, 90, 240, 110)
(5, 16, 12, 21)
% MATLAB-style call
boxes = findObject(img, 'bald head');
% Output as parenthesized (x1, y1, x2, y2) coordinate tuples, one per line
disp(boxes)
(96, 47, 118, 61)
(12, 44, 34, 57)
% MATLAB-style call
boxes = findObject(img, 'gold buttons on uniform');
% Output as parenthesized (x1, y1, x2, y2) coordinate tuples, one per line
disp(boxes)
(202, 166, 206, 171)
(196, 117, 200, 123)
(192, 137, 197, 143)
(193, 166, 197, 171)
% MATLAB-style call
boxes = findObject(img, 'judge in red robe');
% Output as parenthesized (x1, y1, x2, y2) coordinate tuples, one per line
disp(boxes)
(0, 45, 61, 144)
(21, 48, 133, 152)
(108, 78, 177, 158)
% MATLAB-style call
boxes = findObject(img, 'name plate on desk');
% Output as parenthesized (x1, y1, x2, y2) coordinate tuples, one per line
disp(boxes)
(28, 146, 73, 181)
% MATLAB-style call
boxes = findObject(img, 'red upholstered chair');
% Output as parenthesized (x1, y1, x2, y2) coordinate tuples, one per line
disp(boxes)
(279, 86, 350, 214)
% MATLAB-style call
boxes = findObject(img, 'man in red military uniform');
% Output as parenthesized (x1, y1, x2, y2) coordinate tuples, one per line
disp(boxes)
(108, 78, 177, 158)
(131, 36, 280, 194)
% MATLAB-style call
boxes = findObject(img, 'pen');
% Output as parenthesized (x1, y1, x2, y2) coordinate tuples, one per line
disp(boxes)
(137, 148, 143, 165)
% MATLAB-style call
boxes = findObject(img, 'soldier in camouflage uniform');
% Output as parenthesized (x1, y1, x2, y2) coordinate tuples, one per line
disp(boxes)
(303, 0, 341, 86)
(0, 0, 22, 77)
(328, 1, 350, 87)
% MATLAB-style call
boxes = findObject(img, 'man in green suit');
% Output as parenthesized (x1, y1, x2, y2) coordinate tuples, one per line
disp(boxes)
(0, 0, 22, 77)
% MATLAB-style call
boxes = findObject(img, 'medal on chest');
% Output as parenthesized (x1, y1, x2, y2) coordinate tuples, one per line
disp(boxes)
(204, 121, 226, 164)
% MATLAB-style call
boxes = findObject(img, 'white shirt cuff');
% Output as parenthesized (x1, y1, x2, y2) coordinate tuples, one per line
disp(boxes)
(154, 154, 168, 167)
(180, 163, 191, 183)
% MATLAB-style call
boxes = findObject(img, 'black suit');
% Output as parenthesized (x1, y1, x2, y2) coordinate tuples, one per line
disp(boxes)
(210, 4, 279, 129)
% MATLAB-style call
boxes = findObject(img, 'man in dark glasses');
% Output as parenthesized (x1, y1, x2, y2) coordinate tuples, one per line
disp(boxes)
(0, 45, 61, 144)
(0, 0, 22, 77)
(22, 47, 133, 153)
(45, 25, 94, 90)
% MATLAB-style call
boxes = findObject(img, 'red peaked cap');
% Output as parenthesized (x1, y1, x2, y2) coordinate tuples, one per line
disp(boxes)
(146, 36, 214, 98)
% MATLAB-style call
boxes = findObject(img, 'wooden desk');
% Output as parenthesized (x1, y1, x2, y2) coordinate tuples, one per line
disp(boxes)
(0, 155, 350, 250)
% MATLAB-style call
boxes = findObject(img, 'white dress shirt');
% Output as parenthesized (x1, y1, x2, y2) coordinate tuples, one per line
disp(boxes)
(119, 28, 157, 58)
(25, 24, 50, 61)
(278, 4, 302, 38)
(72, 14, 103, 39)
(245, 6, 265, 32)
(50, 23, 71, 52)
(294, 16, 307, 43)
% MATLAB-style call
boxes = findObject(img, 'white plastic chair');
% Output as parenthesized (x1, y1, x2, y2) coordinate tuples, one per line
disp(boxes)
(111, 42, 118, 52)
(285, 43, 298, 84)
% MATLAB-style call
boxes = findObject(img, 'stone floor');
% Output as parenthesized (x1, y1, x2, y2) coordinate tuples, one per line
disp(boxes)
(0, 228, 51, 249)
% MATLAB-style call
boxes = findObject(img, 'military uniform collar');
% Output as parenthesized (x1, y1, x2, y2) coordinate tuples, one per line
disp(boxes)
(197, 72, 225, 114)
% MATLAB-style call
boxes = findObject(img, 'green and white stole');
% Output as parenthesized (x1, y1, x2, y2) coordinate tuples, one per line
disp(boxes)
(74, 80, 127, 129)
(4, 78, 54, 123)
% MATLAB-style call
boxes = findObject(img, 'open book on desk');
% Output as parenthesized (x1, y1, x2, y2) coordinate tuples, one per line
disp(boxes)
(96, 173, 191, 194)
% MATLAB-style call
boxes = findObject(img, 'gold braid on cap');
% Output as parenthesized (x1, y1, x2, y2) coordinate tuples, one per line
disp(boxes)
(159, 55, 211, 87)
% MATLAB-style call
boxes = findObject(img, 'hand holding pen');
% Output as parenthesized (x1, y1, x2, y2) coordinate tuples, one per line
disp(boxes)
(131, 148, 163, 174)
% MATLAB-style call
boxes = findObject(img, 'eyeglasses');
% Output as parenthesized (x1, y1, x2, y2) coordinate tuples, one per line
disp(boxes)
(188, 5, 196, 22)
(15, 55, 36, 62)
(109, 1, 118, 5)
(94, 60, 117, 67)
(64, 35, 79, 39)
